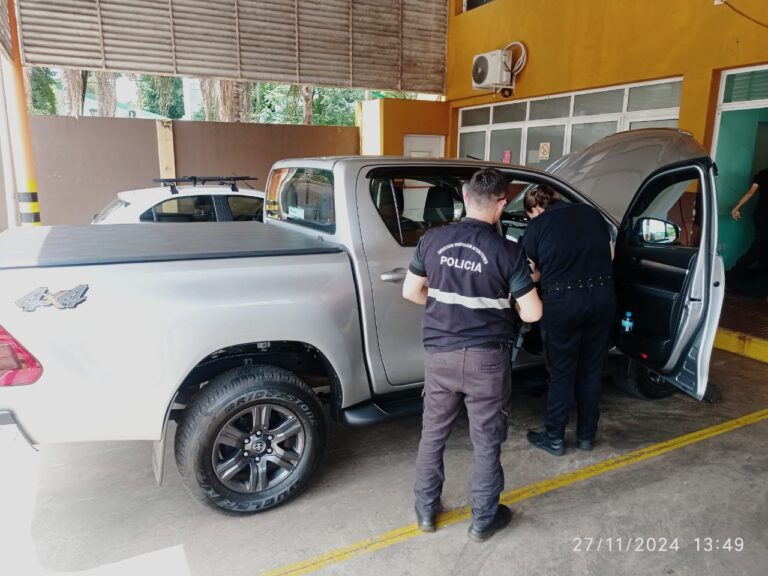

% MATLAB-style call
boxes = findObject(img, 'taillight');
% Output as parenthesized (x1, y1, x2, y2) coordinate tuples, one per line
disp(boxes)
(0, 325, 42, 386)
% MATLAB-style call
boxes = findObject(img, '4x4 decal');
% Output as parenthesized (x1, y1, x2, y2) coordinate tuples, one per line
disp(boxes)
(15, 285, 89, 312)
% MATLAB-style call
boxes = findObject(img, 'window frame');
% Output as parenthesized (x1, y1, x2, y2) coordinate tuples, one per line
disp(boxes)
(458, 78, 682, 165)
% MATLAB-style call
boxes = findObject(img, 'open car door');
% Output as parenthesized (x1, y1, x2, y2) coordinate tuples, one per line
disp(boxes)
(612, 160, 724, 399)
(549, 129, 725, 399)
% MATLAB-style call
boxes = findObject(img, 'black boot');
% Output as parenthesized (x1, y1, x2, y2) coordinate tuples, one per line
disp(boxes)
(468, 505, 513, 542)
(527, 429, 565, 456)
(415, 507, 436, 533)
(576, 437, 595, 451)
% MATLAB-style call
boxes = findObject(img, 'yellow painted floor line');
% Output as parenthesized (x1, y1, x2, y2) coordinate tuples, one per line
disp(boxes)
(715, 327, 768, 365)
(262, 407, 768, 576)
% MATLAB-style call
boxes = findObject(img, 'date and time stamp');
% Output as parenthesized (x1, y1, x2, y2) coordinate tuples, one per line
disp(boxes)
(572, 536, 745, 553)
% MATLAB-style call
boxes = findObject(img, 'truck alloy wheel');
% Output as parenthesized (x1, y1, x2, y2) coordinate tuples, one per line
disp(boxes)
(212, 403, 305, 494)
(175, 365, 326, 514)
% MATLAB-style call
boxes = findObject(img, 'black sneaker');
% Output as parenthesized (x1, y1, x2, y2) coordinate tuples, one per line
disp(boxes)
(468, 504, 513, 542)
(527, 429, 565, 456)
(415, 507, 436, 533)
(576, 437, 595, 451)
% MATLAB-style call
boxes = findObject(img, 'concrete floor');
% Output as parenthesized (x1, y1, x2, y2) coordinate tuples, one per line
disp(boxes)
(2, 349, 767, 576)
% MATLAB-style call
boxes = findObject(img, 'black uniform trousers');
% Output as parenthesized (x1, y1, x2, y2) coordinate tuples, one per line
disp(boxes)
(732, 215, 768, 273)
(541, 284, 615, 440)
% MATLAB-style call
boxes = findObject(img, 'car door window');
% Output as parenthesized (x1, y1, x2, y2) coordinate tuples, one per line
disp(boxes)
(227, 195, 263, 221)
(140, 195, 216, 223)
(369, 176, 464, 246)
(625, 175, 702, 248)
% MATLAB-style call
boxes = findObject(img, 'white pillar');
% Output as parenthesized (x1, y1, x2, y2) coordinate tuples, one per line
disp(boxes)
(0, 60, 18, 228)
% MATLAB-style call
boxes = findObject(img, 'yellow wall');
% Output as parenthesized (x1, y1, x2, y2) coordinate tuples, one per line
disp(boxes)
(377, 99, 451, 155)
(444, 0, 768, 155)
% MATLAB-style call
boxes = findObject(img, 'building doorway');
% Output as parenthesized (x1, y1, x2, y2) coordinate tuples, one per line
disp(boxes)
(713, 66, 768, 281)
(712, 66, 768, 346)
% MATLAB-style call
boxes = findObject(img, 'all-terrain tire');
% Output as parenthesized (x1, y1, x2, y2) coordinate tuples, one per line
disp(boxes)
(175, 365, 326, 515)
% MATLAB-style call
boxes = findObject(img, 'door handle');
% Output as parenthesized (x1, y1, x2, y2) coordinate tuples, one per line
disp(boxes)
(381, 268, 407, 283)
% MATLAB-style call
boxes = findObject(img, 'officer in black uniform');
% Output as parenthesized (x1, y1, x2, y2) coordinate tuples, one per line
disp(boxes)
(521, 185, 615, 456)
(730, 167, 768, 276)
(403, 168, 542, 542)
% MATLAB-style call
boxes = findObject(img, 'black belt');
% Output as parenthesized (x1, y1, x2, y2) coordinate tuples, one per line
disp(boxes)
(466, 341, 511, 351)
(540, 275, 613, 296)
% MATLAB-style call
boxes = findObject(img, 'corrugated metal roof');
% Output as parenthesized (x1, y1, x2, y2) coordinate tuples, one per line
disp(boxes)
(0, 0, 13, 59)
(16, 0, 446, 93)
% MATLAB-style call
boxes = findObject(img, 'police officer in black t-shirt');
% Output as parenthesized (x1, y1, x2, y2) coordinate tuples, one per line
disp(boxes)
(403, 168, 542, 542)
(730, 168, 768, 275)
(521, 185, 615, 456)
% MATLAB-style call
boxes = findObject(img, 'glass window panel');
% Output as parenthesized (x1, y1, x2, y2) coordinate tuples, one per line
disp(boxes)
(489, 128, 522, 164)
(571, 121, 618, 152)
(629, 119, 678, 130)
(724, 70, 768, 103)
(492, 102, 526, 123)
(227, 195, 263, 221)
(625, 172, 702, 248)
(458, 131, 486, 160)
(369, 175, 465, 247)
(573, 89, 624, 116)
(266, 168, 335, 233)
(465, 0, 494, 11)
(525, 125, 565, 169)
(148, 196, 216, 223)
(460, 107, 490, 127)
(529, 96, 570, 120)
(627, 81, 682, 111)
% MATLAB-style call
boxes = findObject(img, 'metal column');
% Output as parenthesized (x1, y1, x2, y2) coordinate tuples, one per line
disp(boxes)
(1, 0, 39, 226)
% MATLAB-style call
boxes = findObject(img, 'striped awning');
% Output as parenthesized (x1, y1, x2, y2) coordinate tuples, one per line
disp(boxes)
(0, 0, 11, 59)
(16, 0, 446, 93)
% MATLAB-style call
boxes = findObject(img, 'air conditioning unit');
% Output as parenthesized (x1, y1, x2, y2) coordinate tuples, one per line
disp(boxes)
(472, 49, 512, 90)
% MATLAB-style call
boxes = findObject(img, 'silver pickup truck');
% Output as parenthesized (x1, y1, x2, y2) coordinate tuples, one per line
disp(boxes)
(0, 129, 723, 514)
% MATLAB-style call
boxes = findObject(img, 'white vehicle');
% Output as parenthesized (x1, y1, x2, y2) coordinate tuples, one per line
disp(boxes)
(92, 176, 265, 224)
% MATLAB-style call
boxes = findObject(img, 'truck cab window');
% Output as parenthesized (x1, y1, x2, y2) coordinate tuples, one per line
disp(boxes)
(266, 168, 335, 233)
(370, 177, 464, 246)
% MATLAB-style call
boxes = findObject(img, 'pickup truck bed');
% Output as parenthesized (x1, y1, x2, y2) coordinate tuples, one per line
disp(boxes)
(0, 222, 341, 269)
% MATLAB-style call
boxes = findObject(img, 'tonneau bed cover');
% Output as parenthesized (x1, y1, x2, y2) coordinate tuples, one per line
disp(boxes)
(0, 222, 341, 269)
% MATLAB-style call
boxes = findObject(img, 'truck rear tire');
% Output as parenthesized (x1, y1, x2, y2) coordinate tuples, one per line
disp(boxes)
(175, 365, 326, 515)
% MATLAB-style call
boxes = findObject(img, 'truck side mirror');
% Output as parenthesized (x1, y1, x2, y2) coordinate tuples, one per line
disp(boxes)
(634, 217, 681, 245)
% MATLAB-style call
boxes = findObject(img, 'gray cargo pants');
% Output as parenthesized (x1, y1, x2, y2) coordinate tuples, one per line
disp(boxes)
(414, 344, 511, 530)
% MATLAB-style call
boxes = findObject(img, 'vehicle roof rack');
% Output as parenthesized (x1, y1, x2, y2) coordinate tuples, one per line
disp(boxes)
(152, 176, 257, 194)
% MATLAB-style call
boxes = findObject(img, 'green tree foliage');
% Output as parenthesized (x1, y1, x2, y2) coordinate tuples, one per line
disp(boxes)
(138, 75, 185, 119)
(29, 67, 58, 115)
(254, 84, 394, 126)
(312, 87, 367, 126)
(197, 80, 418, 125)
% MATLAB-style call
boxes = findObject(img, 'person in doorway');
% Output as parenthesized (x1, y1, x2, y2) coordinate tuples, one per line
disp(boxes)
(522, 185, 615, 456)
(402, 168, 542, 542)
(729, 168, 768, 277)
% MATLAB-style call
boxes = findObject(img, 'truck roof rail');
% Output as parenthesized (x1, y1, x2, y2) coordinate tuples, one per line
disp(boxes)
(152, 176, 258, 194)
